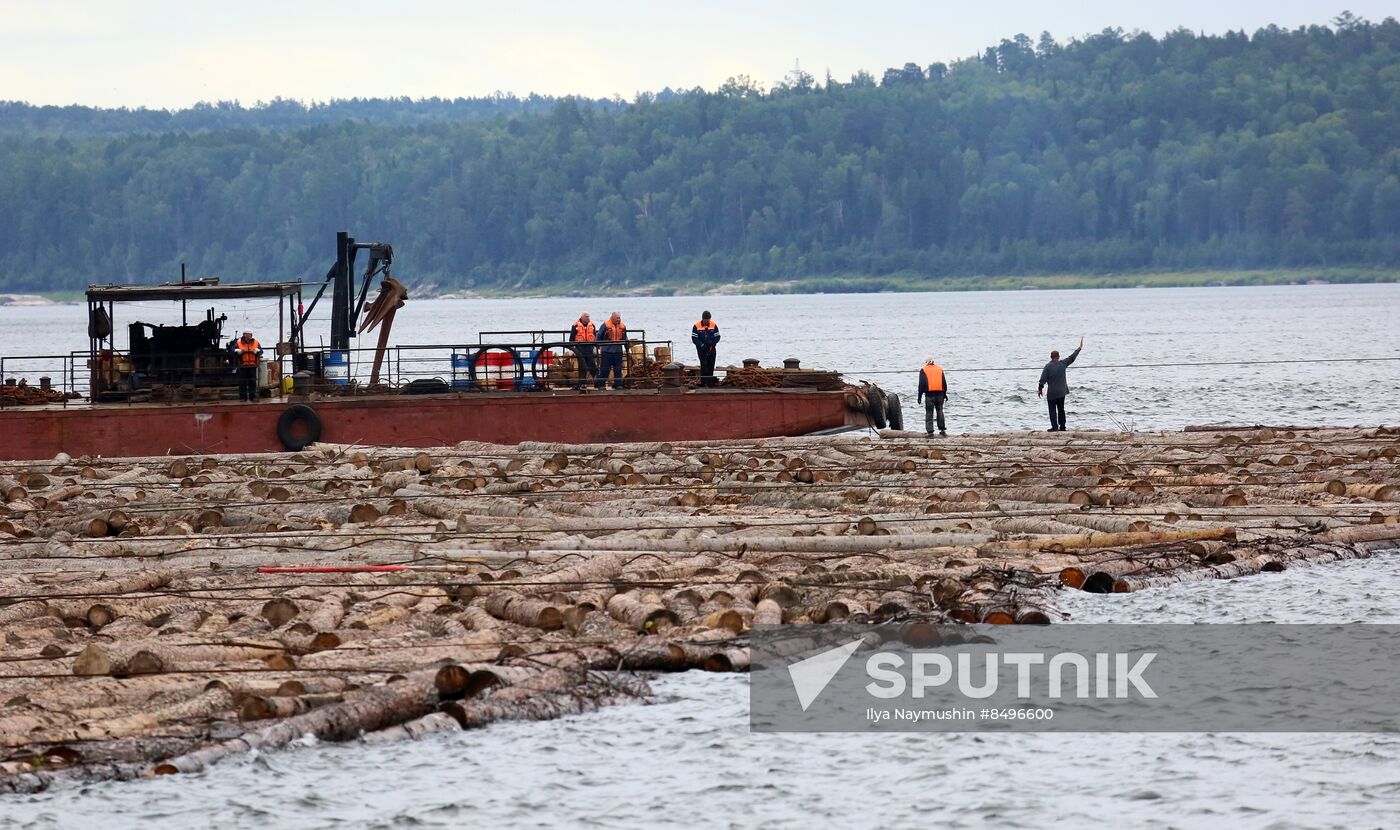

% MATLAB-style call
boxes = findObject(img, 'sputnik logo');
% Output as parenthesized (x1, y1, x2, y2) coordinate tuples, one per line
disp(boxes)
(787, 639, 864, 711)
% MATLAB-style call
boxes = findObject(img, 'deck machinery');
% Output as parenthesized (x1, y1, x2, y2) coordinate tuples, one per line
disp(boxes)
(85, 280, 304, 401)
(84, 232, 396, 401)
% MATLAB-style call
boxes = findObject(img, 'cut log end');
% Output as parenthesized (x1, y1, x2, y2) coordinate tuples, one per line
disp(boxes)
(261, 598, 300, 627)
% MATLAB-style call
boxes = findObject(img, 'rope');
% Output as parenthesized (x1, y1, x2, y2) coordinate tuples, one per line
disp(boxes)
(840, 355, 1400, 377)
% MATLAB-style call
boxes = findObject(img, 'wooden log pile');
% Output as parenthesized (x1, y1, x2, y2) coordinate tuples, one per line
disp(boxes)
(1, 425, 1397, 789)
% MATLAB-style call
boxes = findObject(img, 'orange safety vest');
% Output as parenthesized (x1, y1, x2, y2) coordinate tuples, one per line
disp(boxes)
(922, 363, 945, 392)
(601, 321, 626, 341)
(572, 321, 596, 341)
(237, 338, 261, 367)
(694, 319, 716, 331)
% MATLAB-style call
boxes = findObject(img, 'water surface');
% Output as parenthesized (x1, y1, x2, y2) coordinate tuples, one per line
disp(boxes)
(8, 552, 1400, 830)
(3, 284, 1397, 431)
(3, 285, 1398, 828)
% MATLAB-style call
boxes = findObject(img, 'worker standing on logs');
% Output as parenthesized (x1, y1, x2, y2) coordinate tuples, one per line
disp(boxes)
(917, 356, 948, 437)
(691, 310, 721, 388)
(569, 312, 597, 388)
(596, 311, 629, 390)
(233, 330, 262, 402)
(1037, 336, 1084, 431)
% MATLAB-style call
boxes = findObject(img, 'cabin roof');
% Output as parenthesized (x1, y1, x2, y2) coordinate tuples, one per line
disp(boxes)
(86, 280, 304, 303)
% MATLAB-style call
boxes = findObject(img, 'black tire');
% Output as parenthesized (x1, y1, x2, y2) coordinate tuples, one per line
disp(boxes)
(530, 343, 587, 388)
(868, 387, 888, 430)
(886, 393, 904, 431)
(404, 378, 451, 395)
(276, 404, 322, 451)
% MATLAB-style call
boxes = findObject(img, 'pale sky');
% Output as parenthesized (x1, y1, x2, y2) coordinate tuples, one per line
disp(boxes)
(1, 1, 1390, 109)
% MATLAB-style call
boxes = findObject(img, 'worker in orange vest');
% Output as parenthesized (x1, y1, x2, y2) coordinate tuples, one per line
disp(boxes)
(595, 311, 628, 389)
(917, 356, 948, 437)
(690, 310, 721, 387)
(234, 330, 263, 402)
(569, 312, 597, 387)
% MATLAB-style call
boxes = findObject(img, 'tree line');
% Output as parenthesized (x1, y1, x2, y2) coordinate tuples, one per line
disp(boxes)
(0, 94, 630, 140)
(1, 14, 1397, 293)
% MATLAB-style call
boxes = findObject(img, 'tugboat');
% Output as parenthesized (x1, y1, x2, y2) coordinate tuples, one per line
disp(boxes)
(0, 233, 887, 461)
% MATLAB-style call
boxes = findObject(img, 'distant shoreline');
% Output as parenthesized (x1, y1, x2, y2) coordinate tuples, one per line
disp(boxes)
(0, 293, 60, 306)
(18, 267, 1400, 304)
(435, 268, 1400, 300)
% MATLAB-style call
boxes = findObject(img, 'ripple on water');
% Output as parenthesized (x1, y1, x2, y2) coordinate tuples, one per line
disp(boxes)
(6, 552, 1400, 830)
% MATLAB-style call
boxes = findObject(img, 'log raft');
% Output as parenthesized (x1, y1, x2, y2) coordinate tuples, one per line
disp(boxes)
(1, 425, 1397, 790)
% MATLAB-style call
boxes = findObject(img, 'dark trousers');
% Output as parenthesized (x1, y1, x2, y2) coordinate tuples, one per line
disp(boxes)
(697, 347, 717, 387)
(924, 396, 946, 435)
(1048, 396, 1067, 430)
(238, 366, 258, 401)
(575, 344, 597, 386)
(595, 350, 624, 388)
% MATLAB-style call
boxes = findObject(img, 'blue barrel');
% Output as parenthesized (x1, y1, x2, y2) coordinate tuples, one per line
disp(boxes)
(323, 350, 350, 385)
(451, 352, 473, 389)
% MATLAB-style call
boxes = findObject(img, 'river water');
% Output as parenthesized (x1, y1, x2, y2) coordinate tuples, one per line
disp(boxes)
(3, 284, 1400, 828)
(6, 552, 1399, 830)
(3, 283, 1398, 431)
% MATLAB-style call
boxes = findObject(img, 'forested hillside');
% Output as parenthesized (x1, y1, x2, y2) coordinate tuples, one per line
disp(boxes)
(0, 94, 627, 139)
(2, 15, 1398, 293)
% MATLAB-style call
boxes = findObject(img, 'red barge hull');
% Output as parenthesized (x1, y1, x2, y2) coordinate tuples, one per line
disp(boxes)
(0, 388, 868, 461)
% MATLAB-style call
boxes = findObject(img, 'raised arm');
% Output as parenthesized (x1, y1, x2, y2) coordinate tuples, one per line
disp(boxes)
(1063, 346, 1081, 367)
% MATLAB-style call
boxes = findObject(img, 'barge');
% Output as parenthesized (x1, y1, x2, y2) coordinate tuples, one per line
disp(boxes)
(0, 233, 881, 461)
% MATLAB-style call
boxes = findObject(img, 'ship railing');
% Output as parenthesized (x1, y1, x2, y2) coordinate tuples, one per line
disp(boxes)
(343, 337, 675, 391)
(1, 348, 281, 404)
(474, 328, 652, 346)
(0, 352, 85, 405)
(0, 337, 682, 405)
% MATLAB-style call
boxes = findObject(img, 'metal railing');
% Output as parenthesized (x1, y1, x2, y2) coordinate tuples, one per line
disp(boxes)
(0, 352, 85, 405)
(359, 337, 675, 391)
(0, 336, 679, 406)
(2, 348, 284, 405)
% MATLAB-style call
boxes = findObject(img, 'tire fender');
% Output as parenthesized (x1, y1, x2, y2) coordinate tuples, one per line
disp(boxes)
(276, 404, 322, 451)
(886, 393, 904, 432)
(868, 386, 888, 430)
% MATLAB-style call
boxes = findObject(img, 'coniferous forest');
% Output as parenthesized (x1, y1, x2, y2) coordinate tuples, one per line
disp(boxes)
(2, 15, 1398, 293)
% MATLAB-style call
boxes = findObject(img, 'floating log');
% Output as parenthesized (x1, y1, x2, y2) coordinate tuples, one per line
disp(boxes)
(607, 592, 680, 633)
(483, 591, 564, 630)
(260, 598, 300, 627)
(0, 426, 1395, 789)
